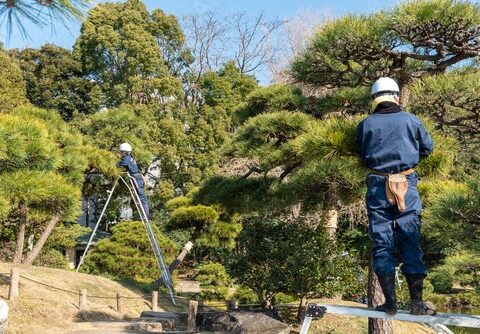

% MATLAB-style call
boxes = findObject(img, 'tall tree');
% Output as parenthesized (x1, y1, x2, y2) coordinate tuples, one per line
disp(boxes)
(10, 44, 102, 121)
(74, 0, 183, 107)
(0, 49, 27, 112)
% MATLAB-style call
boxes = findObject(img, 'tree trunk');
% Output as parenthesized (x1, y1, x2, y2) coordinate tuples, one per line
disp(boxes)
(13, 202, 27, 264)
(399, 85, 410, 108)
(23, 215, 61, 265)
(325, 209, 338, 238)
(262, 291, 274, 309)
(368, 258, 393, 334)
(169, 240, 193, 272)
(255, 288, 263, 304)
(257, 289, 274, 310)
(296, 294, 308, 323)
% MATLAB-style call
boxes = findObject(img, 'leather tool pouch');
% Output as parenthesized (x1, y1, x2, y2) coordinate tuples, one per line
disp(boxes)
(385, 174, 409, 212)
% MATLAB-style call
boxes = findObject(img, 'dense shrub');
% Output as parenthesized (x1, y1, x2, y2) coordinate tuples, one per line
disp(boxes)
(196, 262, 231, 301)
(82, 221, 177, 283)
(430, 270, 454, 294)
(34, 249, 69, 269)
(232, 286, 258, 304)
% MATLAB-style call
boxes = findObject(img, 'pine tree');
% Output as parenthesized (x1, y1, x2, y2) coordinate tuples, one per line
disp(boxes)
(1, 0, 89, 38)
(0, 105, 116, 264)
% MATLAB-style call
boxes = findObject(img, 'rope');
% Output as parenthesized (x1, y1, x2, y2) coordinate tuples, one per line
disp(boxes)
(122, 296, 148, 300)
(19, 275, 78, 295)
(17, 274, 156, 300)
(88, 294, 117, 300)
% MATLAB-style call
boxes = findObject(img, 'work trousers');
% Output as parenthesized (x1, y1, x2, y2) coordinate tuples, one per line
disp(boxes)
(132, 174, 150, 220)
(366, 173, 427, 277)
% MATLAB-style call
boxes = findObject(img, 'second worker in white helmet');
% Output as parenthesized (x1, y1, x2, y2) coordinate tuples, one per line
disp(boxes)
(118, 143, 150, 220)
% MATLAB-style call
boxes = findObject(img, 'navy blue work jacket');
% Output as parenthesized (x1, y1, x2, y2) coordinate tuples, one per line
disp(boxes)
(356, 106, 434, 173)
(118, 153, 141, 174)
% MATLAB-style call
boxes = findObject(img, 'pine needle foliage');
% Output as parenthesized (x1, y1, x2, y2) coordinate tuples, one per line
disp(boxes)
(165, 193, 242, 250)
(292, 0, 480, 88)
(235, 84, 306, 124)
(168, 205, 219, 230)
(81, 221, 177, 282)
(0, 0, 90, 40)
(222, 111, 453, 212)
(0, 105, 117, 263)
(0, 49, 27, 112)
(410, 69, 480, 142)
(425, 177, 480, 253)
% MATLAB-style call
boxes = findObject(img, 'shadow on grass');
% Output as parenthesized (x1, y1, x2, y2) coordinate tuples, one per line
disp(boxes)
(111, 276, 189, 312)
(0, 274, 9, 299)
(0, 274, 9, 285)
(75, 310, 119, 322)
(75, 271, 189, 312)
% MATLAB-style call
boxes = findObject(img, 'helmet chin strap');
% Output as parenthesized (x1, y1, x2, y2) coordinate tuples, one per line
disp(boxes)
(371, 95, 398, 113)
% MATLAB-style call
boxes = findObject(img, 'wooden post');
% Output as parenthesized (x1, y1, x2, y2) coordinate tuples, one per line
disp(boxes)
(188, 300, 198, 332)
(151, 291, 158, 311)
(79, 289, 87, 311)
(227, 299, 238, 311)
(8, 268, 19, 302)
(116, 293, 124, 313)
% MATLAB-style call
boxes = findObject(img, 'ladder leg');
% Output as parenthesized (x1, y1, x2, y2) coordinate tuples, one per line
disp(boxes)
(120, 175, 176, 305)
(299, 316, 313, 334)
(76, 179, 118, 272)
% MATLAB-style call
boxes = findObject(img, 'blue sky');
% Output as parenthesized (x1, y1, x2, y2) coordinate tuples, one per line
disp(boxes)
(3, 0, 402, 50)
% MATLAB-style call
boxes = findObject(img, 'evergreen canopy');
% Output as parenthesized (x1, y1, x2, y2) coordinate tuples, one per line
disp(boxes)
(292, 0, 480, 89)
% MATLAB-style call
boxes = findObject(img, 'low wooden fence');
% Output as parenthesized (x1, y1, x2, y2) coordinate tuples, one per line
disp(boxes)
(2, 267, 163, 313)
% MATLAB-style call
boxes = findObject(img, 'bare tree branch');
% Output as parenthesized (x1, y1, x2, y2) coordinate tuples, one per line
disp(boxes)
(182, 11, 228, 82)
(228, 11, 285, 75)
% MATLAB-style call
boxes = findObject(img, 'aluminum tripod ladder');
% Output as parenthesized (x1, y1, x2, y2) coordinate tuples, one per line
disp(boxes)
(76, 173, 176, 305)
(299, 303, 480, 333)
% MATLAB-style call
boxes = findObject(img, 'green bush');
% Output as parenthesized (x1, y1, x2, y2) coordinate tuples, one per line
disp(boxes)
(82, 221, 177, 283)
(427, 291, 480, 309)
(34, 249, 69, 269)
(196, 262, 231, 301)
(274, 293, 298, 305)
(430, 269, 454, 294)
(232, 286, 258, 304)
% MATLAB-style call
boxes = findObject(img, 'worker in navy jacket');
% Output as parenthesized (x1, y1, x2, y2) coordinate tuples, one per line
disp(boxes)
(118, 143, 150, 220)
(356, 77, 436, 316)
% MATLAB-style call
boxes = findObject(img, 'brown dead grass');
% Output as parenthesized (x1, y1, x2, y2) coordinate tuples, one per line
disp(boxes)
(0, 264, 438, 334)
(0, 262, 183, 334)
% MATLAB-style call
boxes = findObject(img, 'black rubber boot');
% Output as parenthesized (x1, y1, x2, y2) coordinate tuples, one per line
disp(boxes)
(405, 274, 436, 316)
(376, 275, 397, 315)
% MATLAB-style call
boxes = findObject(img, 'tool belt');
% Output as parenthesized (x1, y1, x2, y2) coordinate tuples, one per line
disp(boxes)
(372, 169, 415, 212)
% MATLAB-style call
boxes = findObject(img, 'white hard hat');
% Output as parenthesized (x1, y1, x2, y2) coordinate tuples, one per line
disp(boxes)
(371, 77, 400, 96)
(119, 142, 132, 152)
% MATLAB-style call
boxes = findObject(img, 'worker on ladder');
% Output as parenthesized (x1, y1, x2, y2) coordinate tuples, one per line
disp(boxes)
(118, 143, 150, 219)
(356, 77, 436, 316)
